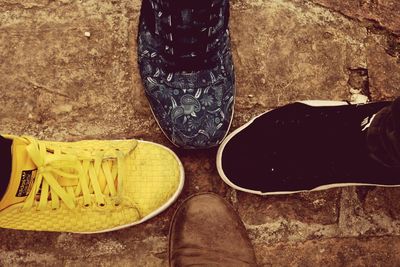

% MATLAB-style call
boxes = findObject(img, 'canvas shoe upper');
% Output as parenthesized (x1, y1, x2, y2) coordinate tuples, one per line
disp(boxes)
(0, 135, 184, 233)
(217, 100, 400, 195)
(138, 0, 235, 149)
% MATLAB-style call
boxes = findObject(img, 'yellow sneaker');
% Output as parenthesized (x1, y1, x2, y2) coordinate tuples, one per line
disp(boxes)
(0, 135, 184, 233)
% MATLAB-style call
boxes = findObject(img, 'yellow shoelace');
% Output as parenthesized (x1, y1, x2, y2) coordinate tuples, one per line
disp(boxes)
(22, 137, 137, 210)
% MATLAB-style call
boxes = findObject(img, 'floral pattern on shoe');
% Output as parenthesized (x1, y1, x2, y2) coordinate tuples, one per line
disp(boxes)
(137, 0, 235, 149)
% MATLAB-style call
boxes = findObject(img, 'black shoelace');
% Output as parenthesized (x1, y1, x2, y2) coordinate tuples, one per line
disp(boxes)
(0, 136, 12, 201)
(144, 0, 228, 72)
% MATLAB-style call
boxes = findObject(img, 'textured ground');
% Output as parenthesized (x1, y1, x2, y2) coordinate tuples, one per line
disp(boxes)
(0, 0, 400, 266)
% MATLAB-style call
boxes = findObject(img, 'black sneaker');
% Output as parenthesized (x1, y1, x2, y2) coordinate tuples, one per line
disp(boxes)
(138, 0, 235, 149)
(216, 99, 400, 195)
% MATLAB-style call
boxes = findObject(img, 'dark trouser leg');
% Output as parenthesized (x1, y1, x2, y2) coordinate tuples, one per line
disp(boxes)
(367, 97, 400, 167)
(0, 135, 12, 201)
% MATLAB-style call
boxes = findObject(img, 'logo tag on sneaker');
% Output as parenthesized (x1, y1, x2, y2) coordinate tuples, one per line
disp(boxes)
(361, 114, 376, 131)
(16, 170, 37, 197)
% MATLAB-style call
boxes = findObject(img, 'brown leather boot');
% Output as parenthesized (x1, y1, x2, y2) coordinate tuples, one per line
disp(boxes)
(169, 193, 258, 266)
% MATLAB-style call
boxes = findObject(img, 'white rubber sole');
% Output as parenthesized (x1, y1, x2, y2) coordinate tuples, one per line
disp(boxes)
(216, 100, 398, 196)
(80, 140, 185, 234)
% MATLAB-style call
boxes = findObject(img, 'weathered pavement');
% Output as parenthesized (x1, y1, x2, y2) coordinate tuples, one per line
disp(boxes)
(0, 0, 399, 265)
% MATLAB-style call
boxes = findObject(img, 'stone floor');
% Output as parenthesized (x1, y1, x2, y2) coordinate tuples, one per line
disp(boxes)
(0, 0, 400, 266)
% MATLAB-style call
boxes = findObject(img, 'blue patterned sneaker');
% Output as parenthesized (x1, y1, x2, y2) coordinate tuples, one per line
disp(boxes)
(138, 0, 235, 149)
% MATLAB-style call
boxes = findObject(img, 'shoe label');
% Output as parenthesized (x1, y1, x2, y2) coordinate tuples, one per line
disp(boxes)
(16, 170, 37, 197)
(361, 113, 376, 131)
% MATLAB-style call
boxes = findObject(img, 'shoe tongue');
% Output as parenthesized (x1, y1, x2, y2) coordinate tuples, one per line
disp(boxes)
(0, 137, 37, 210)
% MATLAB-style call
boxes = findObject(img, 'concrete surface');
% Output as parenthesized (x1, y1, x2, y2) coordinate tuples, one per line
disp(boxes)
(0, 0, 399, 266)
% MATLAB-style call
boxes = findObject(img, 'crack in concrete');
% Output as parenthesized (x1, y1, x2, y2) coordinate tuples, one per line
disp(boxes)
(307, 1, 400, 36)
(247, 212, 400, 245)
